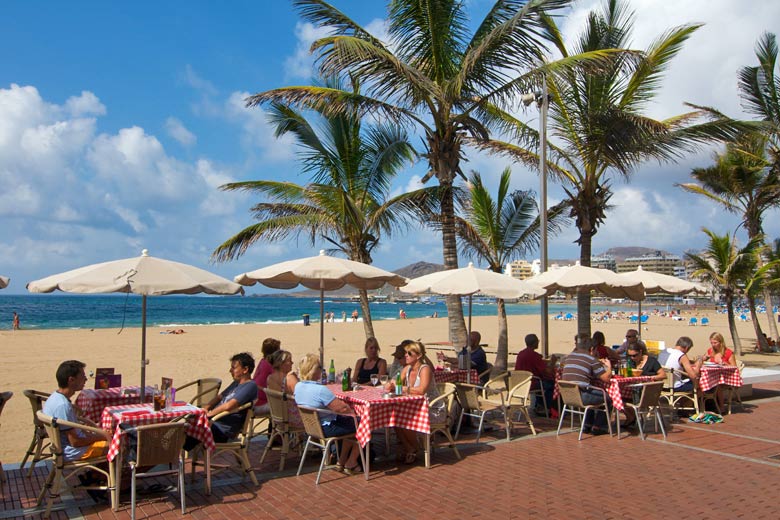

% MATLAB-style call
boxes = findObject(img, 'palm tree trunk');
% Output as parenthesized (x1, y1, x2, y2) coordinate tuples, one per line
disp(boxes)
(725, 292, 742, 356)
(440, 181, 467, 346)
(748, 294, 768, 352)
(495, 298, 508, 371)
(577, 231, 593, 337)
(359, 288, 374, 338)
(763, 288, 779, 341)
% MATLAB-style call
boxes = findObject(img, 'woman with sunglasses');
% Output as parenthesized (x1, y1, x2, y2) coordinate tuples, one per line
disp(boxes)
(626, 344, 665, 381)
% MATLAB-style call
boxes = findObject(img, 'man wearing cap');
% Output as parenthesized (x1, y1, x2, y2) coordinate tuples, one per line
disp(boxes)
(388, 341, 411, 379)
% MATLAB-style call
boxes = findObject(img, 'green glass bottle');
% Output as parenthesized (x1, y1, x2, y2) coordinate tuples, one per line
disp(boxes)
(342, 368, 350, 391)
(328, 359, 336, 384)
(395, 371, 403, 396)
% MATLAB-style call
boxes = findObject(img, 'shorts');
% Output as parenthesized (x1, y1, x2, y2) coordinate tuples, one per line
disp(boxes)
(321, 415, 357, 437)
(80, 440, 109, 459)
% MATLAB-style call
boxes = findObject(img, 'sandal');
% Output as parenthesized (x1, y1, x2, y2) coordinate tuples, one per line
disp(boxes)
(342, 464, 361, 476)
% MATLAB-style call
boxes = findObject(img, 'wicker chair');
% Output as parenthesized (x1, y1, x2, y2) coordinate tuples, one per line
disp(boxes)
(454, 383, 504, 443)
(659, 369, 699, 417)
(296, 406, 366, 485)
(423, 382, 460, 468)
(260, 388, 305, 470)
(0, 391, 12, 485)
(121, 421, 188, 520)
(35, 411, 116, 517)
(725, 360, 745, 414)
(190, 401, 257, 495)
(556, 381, 614, 440)
(176, 378, 221, 407)
(20, 389, 52, 477)
(623, 381, 667, 440)
(484, 372, 537, 439)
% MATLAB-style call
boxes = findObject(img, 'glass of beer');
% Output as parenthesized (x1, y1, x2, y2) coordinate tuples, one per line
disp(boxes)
(153, 390, 165, 411)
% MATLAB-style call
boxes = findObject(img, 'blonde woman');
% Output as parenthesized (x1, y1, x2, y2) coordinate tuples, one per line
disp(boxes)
(351, 337, 387, 384)
(704, 332, 737, 366)
(266, 350, 302, 428)
(392, 341, 445, 464)
(294, 354, 362, 474)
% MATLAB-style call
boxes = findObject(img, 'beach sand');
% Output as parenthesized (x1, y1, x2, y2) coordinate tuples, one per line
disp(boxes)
(2, 309, 778, 464)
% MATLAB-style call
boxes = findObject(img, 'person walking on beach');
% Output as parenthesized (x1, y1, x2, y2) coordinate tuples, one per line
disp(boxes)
(342, 310, 347, 322)
(351, 309, 359, 322)
(12, 311, 20, 330)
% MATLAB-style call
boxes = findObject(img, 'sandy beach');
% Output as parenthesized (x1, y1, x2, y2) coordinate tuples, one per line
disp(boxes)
(2, 309, 778, 464)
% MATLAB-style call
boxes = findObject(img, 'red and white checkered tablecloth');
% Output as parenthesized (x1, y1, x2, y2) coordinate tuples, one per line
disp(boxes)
(76, 386, 154, 423)
(101, 403, 215, 461)
(329, 385, 430, 448)
(699, 365, 742, 392)
(433, 369, 479, 384)
(606, 376, 656, 411)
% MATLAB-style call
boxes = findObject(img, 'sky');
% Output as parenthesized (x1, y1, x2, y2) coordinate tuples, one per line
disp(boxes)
(1, 0, 779, 294)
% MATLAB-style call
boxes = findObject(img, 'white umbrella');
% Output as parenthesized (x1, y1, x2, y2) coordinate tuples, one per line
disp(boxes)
(527, 262, 645, 301)
(27, 249, 244, 400)
(234, 250, 408, 366)
(0, 275, 9, 289)
(617, 265, 703, 330)
(401, 263, 545, 381)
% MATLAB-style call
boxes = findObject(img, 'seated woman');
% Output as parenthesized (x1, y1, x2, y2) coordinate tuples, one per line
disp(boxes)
(351, 337, 387, 384)
(389, 341, 445, 464)
(265, 350, 303, 429)
(591, 331, 620, 364)
(627, 344, 665, 380)
(703, 332, 737, 409)
(294, 353, 362, 475)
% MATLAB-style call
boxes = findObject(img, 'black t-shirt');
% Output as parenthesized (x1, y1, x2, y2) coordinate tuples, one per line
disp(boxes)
(629, 355, 662, 376)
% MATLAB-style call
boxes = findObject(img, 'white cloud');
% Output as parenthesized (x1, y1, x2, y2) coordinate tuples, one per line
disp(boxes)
(225, 91, 296, 162)
(164, 117, 197, 147)
(284, 22, 334, 80)
(64, 91, 106, 117)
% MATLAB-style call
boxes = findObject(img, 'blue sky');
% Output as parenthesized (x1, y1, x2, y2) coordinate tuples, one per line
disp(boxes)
(1, 1, 779, 294)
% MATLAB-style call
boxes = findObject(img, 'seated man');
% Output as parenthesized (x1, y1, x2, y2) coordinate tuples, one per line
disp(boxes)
(514, 333, 557, 413)
(561, 333, 612, 434)
(617, 328, 646, 356)
(658, 336, 702, 392)
(42, 360, 112, 461)
(185, 352, 259, 450)
(439, 331, 490, 383)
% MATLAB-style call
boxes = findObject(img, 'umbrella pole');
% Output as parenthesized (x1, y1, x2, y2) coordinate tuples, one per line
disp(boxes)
(638, 299, 642, 340)
(319, 286, 325, 369)
(140, 295, 147, 402)
(467, 295, 473, 384)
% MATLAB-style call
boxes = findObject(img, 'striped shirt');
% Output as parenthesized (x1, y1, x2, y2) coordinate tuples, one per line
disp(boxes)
(561, 350, 605, 386)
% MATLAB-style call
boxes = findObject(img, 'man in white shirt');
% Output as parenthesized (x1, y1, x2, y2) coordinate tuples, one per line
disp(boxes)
(658, 336, 702, 391)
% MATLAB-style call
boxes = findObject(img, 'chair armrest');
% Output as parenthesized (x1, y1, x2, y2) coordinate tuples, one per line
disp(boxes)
(50, 416, 109, 437)
(175, 380, 198, 392)
(585, 385, 609, 401)
(211, 401, 253, 422)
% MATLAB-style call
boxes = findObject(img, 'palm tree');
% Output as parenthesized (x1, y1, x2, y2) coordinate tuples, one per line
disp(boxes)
(454, 168, 569, 370)
(213, 76, 436, 338)
(742, 255, 780, 351)
(472, 0, 744, 336)
(738, 32, 780, 148)
(678, 132, 780, 342)
(244, 0, 609, 346)
(686, 229, 763, 356)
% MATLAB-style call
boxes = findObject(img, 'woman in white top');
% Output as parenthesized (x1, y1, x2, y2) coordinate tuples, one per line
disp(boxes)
(392, 341, 444, 464)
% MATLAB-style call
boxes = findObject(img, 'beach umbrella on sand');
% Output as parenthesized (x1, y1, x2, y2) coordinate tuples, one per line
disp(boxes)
(234, 250, 408, 366)
(617, 265, 704, 330)
(400, 263, 545, 380)
(527, 262, 645, 301)
(27, 249, 244, 400)
(0, 275, 9, 289)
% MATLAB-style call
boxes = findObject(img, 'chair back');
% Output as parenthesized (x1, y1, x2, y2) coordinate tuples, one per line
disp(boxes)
(297, 406, 327, 440)
(455, 383, 482, 411)
(132, 422, 187, 467)
(634, 381, 664, 408)
(35, 412, 64, 462)
(557, 381, 586, 408)
(429, 383, 457, 428)
(736, 359, 745, 374)
(662, 369, 675, 390)
(483, 372, 509, 397)
(183, 378, 222, 407)
(264, 388, 291, 432)
(507, 370, 532, 390)
(507, 372, 533, 404)
(23, 390, 50, 428)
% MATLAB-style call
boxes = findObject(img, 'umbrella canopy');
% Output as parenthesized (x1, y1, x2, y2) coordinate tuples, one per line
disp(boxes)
(0, 275, 8, 289)
(616, 266, 701, 296)
(401, 263, 545, 381)
(235, 250, 408, 365)
(528, 262, 645, 301)
(27, 249, 244, 400)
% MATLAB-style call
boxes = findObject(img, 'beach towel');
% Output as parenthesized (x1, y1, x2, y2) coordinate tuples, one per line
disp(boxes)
(688, 412, 723, 424)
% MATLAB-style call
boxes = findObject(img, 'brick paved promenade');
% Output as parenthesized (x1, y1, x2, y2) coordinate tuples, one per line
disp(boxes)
(3, 384, 780, 519)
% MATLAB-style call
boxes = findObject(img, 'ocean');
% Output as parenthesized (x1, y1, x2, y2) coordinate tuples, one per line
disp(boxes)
(0, 294, 581, 331)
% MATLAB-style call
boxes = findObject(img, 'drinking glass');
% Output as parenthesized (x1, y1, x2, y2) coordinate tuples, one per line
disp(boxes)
(370, 374, 379, 387)
(379, 375, 389, 387)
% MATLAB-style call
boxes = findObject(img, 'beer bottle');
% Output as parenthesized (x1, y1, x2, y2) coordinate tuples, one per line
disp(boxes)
(395, 370, 403, 396)
(328, 359, 336, 384)
(342, 368, 350, 391)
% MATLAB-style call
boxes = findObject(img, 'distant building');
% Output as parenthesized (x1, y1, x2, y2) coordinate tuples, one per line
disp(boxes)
(506, 259, 534, 280)
(617, 251, 681, 276)
(591, 255, 617, 272)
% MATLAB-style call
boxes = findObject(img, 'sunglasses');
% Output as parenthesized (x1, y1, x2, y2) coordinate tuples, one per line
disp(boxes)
(629, 353, 641, 358)
(626, 335, 637, 338)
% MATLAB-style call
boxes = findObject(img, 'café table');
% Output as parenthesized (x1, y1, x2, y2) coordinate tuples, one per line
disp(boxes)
(699, 364, 742, 392)
(433, 368, 479, 385)
(76, 386, 154, 423)
(606, 375, 657, 411)
(329, 384, 430, 472)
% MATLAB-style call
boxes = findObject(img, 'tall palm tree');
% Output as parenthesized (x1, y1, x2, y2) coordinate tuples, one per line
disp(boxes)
(473, 0, 743, 336)
(245, 0, 609, 347)
(686, 229, 763, 356)
(742, 255, 780, 351)
(454, 168, 569, 370)
(739, 32, 780, 148)
(213, 76, 436, 338)
(678, 132, 780, 343)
